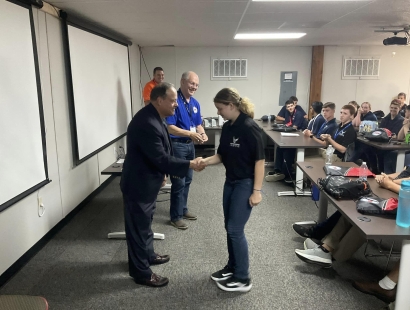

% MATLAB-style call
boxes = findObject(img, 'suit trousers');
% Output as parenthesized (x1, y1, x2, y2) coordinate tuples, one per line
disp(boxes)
(123, 194, 157, 280)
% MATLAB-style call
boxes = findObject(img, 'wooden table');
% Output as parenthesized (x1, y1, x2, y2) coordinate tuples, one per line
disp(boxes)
(257, 120, 324, 196)
(356, 135, 410, 172)
(297, 161, 410, 309)
(101, 162, 168, 240)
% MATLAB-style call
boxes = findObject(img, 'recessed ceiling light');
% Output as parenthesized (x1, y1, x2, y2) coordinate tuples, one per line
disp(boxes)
(235, 33, 306, 40)
(252, 0, 370, 2)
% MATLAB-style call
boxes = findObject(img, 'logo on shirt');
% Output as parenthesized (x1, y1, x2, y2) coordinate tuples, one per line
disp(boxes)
(193, 107, 198, 114)
(338, 130, 346, 137)
(230, 137, 240, 148)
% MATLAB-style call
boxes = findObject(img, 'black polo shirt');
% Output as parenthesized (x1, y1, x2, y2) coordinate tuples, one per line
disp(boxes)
(380, 113, 404, 135)
(217, 112, 265, 180)
(333, 121, 357, 159)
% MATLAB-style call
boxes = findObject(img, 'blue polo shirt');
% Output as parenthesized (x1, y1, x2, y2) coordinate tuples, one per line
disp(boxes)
(165, 89, 202, 140)
(380, 113, 404, 135)
(278, 105, 306, 118)
(361, 111, 377, 122)
(316, 118, 337, 138)
(307, 114, 325, 135)
(285, 109, 307, 130)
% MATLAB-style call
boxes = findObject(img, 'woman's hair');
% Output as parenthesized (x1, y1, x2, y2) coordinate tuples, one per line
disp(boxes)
(213, 88, 255, 119)
(348, 101, 359, 109)
(398, 92, 406, 99)
(361, 101, 371, 109)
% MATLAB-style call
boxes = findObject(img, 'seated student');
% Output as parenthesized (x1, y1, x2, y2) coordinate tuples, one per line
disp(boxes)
(275, 96, 307, 122)
(353, 260, 400, 303)
(303, 101, 325, 136)
(380, 99, 404, 135)
(294, 166, 409, 267)
(352, 101, 378, 126)
(265, 100, 309, 182)
(397, 104, 410, 140)
(397, 92, 407, 117)
(319, 104, 357, 161)
(348, 100, 359, 118)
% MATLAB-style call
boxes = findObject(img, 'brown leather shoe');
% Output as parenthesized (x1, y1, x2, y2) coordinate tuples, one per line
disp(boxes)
(171, 220, 188, 230)
(183, 212, 197, 220)
(151, 254, 170, 265)
(134, 273, 169, 287)
(352, 281, 396, 303)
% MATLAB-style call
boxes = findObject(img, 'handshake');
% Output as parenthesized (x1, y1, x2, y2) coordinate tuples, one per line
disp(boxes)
(189, 157, 207, 172)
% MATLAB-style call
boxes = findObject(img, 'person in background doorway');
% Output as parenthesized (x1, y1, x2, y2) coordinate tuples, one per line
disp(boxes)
(143, 67, 164, 106)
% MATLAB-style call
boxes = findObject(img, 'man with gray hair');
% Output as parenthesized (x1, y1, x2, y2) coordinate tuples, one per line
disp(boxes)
(121, 82, 204, 287)
(166, 71, 208, 229)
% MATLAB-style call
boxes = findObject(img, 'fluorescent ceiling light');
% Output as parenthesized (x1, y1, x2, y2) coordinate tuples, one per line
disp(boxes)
(235, 33, 306, 40)
(252, 0, 370, 2)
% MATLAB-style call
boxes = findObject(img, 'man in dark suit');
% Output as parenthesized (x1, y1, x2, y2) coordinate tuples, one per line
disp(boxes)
(120, 82, 203, 287)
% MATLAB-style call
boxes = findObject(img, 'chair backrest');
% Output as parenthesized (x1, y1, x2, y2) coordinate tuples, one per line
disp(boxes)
(343, 142, 355, 162)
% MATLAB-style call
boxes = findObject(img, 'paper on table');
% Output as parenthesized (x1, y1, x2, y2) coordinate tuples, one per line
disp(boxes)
(280, 133, 299, 137)
(116, 159, 125, 163)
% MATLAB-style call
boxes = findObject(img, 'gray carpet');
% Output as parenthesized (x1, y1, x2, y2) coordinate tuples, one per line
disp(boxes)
(0, 163, 396, 310)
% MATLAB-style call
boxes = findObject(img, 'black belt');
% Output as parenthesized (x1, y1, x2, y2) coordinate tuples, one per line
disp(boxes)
(171, 138, 192, 144)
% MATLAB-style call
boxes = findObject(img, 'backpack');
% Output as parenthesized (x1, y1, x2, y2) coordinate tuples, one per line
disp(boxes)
(364, 128, 393, 143)
(318, 175, 371, 200)
(356, 195, 398, 217)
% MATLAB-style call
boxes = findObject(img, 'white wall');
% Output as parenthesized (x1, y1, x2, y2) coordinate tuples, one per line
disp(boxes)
(322, 46, 410, 113)
(140, 46, 312, 118)
(0, 9, 140, 277)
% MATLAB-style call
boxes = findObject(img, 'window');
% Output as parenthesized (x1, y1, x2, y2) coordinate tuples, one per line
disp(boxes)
(212, 58, 247, 79)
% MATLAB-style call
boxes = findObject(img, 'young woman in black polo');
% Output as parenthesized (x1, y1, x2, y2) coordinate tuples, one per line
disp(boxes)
(201, 88, 265, 292)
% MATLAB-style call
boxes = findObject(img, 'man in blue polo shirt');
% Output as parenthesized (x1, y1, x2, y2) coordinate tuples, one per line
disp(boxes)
(166, 71, 208, 230)
(275, 96, 307, 122)
(303, 101, 325, 137)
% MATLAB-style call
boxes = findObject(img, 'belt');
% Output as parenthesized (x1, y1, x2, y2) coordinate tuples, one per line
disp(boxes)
(171, 138, 192, 144)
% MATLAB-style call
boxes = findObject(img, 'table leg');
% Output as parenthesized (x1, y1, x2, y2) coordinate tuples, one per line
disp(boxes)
(396, 150, 406, 172)
(278, 148, 311, 196)
(317, 191, 328, 223)
(395, 239, 410, 309)
(214, 130, 220, 155)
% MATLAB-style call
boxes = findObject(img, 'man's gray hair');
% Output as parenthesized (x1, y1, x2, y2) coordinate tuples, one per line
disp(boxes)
(181, 72, 190, 80)
(150, 82, 174, 101)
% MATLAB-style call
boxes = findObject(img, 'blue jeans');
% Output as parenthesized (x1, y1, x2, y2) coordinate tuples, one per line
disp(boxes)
(170, 142, 195, 222)
(311, 211, 342, 240)
(223, 178, 253, 280)
(274, 148, 296, 176)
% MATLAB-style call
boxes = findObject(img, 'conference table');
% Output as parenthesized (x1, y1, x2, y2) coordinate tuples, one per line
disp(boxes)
(204, 126, 222, 154)
(356, 135, 410, 172)
(297, 161, 410, 309)
(257, 120, 324, 196)
(101, 161, 168, 240)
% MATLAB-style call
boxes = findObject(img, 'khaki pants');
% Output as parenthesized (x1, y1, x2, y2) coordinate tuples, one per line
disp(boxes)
(319, 148, 343, 163)
(322, 216, 366, 262)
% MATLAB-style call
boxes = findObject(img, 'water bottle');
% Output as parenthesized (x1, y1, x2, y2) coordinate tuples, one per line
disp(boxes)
(396, 180, 410, 228)
(359, 162, 368, 181)
(359, 123, 364, 133)
(268, 115, 271, 124)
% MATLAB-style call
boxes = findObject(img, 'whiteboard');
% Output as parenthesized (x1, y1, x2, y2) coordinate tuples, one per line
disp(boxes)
(0, 1, 49, 211)
(66, 24, 132, 164)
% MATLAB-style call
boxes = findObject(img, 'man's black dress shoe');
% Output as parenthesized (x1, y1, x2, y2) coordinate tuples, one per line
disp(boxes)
(151, 254, 170, 265)
(134, 273, 169, 287)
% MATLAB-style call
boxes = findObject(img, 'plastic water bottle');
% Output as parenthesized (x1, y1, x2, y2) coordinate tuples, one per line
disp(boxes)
(359, 123, 364, 133)
(359, 162, 368, 181)
(268, 115, 271, 124)
(396, 180, 410, 228)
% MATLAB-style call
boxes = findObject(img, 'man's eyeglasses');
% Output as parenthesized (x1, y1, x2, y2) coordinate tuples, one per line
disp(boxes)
(187, 81, 199, 88)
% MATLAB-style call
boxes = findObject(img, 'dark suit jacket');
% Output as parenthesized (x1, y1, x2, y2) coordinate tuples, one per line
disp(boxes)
(120, 104, 190, 203)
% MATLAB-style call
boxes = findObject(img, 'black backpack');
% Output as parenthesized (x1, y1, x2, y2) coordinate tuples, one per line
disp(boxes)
(364, 128, 393, 143)
(318, 175, 371, 200)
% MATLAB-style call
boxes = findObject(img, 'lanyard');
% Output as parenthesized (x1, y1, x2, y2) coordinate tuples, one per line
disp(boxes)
(333, 122, 352, 139)
(178, 90, 192, 118)
(308, 114, 318, 129)
(318, 120, 328, 135)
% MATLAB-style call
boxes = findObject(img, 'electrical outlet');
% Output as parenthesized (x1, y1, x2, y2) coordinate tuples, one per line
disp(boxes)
(38, 197, 43, 208)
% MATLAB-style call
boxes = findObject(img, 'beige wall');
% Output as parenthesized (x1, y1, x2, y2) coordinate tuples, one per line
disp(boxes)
(0, 9, 140, 276)
(140, 46, 313, 118)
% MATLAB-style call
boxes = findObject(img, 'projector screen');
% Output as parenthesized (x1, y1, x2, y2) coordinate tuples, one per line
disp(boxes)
(64, 23, 132, 165)
(0, 1, 49, 212)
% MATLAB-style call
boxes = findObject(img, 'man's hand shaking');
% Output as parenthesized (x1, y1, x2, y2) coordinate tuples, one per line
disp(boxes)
(189, 157, 207, 172)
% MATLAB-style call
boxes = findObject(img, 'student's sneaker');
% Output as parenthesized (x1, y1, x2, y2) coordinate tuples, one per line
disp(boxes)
(292, 223, 315, 238)
(216, 276, 252, 292)
(211, 267, 234, 282)
(295, 247, 332, 268)
(304, 238, 320, 250)
(265, 172, 285, 182)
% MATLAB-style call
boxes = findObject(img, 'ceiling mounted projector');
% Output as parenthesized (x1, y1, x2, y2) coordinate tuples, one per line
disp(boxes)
(383, 36, 408, 45)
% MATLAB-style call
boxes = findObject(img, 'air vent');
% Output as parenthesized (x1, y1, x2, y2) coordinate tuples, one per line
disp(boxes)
(212, 58, 247, 79)
(342, 56, 381, 80)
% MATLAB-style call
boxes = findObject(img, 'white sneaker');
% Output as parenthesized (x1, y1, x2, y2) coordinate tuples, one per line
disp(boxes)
(265, 173, 285, 182)
(295, 247, 332, 268)
(304, 238, 320, 250)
